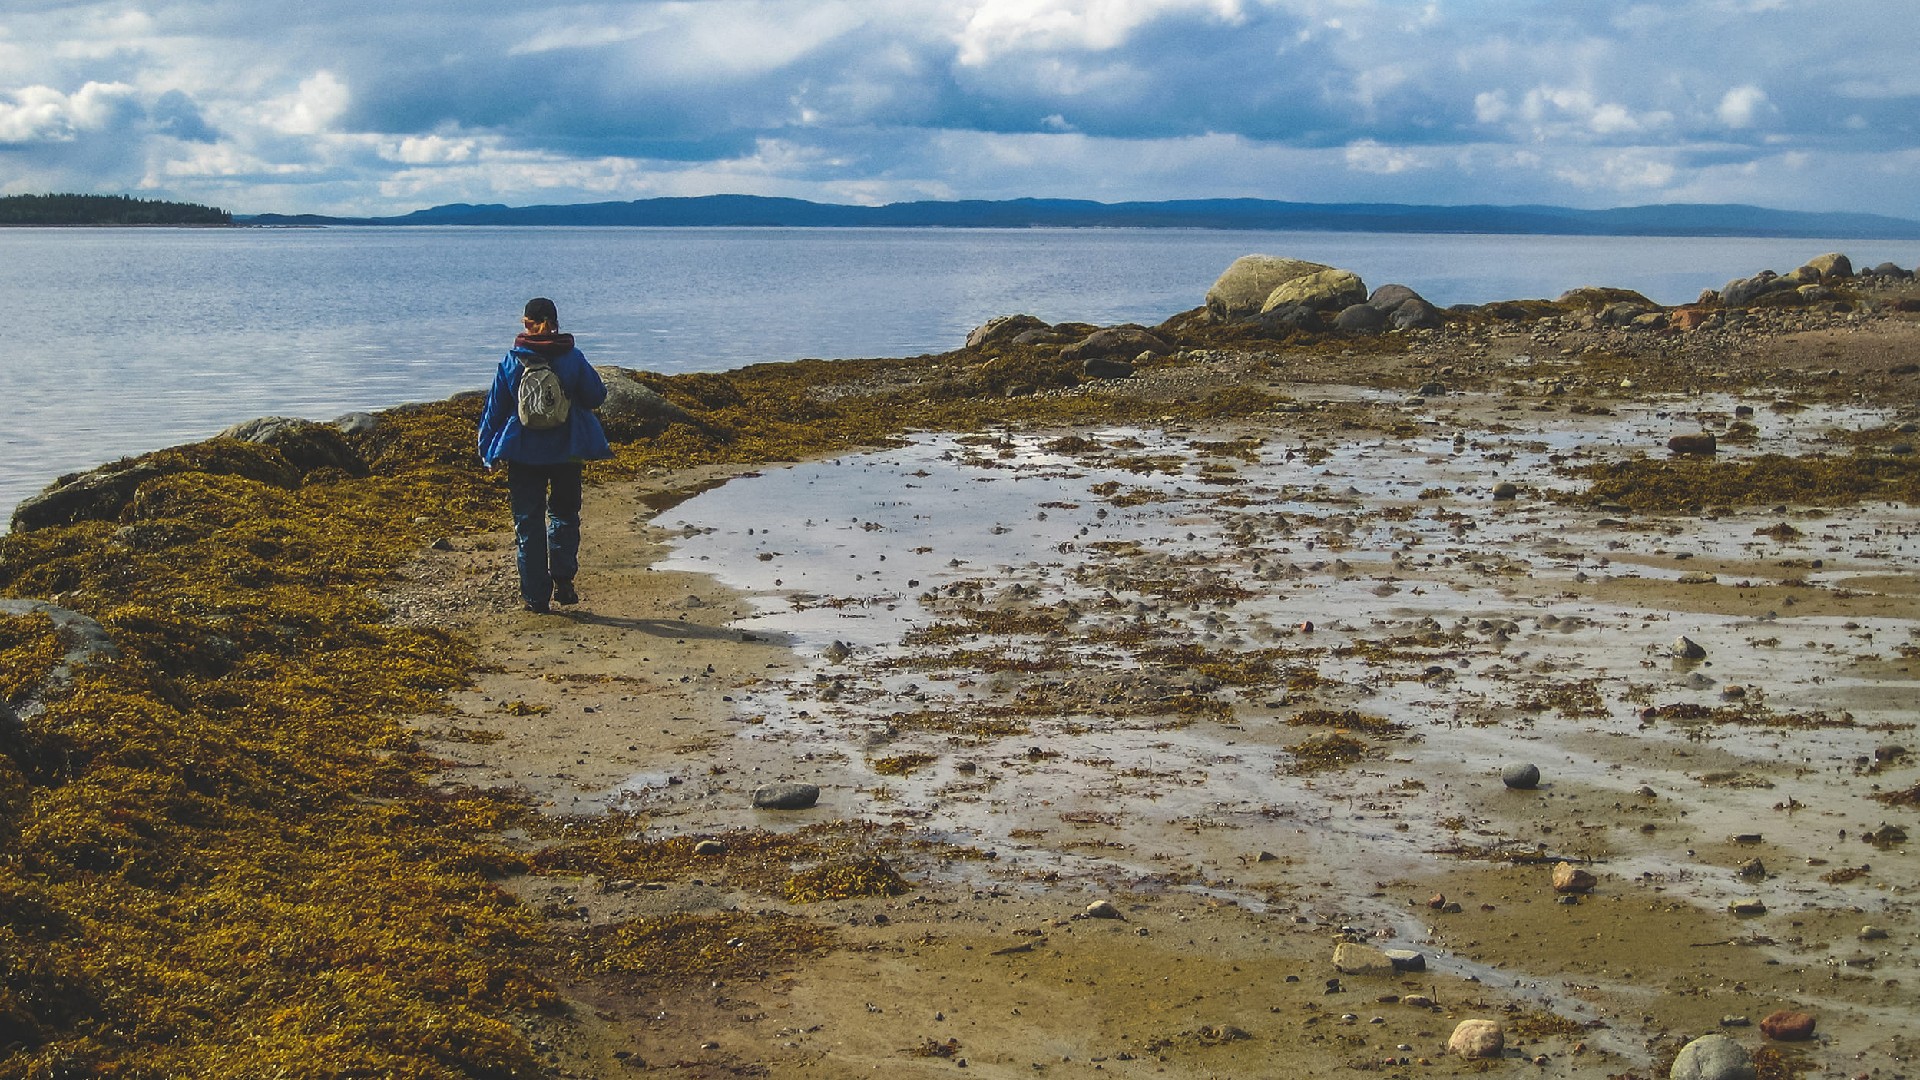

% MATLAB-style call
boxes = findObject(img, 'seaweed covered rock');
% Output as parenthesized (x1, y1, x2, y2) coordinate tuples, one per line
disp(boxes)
(10, 440, 300, 533)
(966, 314, 1052, 351)
(596, 365, 712, 441)
(1060, 327, 1171, 363)
(1558, 286, 1656, 310)
(1205, 255, 1335, 319)
(219, 416, 369, 477)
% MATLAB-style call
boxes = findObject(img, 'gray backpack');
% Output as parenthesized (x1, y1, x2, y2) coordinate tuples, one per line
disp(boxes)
(515, 357, 571, 431)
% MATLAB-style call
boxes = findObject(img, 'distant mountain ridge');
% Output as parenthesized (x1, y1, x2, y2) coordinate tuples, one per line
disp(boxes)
(241, 195, 1920, 238)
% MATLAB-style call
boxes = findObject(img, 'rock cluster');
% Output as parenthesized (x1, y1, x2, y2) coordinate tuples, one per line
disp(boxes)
(1203, 254, 1438, 335)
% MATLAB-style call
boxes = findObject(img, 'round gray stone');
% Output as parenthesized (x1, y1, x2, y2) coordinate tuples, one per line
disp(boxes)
(1501, 763, 1541, 790)
(752, 783, 821, 810)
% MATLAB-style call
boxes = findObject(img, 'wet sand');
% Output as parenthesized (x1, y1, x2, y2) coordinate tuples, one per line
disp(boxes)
(396, 314, 1920, 1078)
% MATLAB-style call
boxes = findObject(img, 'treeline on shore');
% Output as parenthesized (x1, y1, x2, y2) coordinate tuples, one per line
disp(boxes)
(0, 193, 231, 226)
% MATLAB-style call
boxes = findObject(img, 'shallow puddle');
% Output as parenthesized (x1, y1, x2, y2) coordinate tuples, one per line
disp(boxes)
(647, 396, 1920, 1034)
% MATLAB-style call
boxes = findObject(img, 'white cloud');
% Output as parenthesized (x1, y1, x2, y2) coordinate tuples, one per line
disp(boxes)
(1716, 84, 1768, 128)
(383, 134, 481, 165)
(0, 81, 138, 142)
(956, 0, 1245, 65)
(1473, 90, 1509, 124)
(1344, 138, 1419, 174)
(256, 71, 349, 136)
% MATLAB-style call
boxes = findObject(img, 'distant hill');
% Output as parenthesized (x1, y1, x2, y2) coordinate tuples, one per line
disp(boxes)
(1, 193, 231, 226)
(241, 195, 1920, 238)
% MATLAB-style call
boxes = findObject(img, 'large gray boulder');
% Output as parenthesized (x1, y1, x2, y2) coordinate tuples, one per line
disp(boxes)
(1367, 284, 1424, 312)
(1390, 298, 1443, 330)
(1262, 268, 1368, 313)
(1205, 256, 1335, 319)
(1334, 303, 1388, 332)
(219, 416, 368, 477)
(1802, 252, 1852, 279)
(1365, 284, 1443, 330)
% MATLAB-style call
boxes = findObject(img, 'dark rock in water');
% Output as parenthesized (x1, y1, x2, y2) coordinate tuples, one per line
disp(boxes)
(1672, 636, 1708, 660)
(1671, 1033, 1756, 1080)
(1759, 1010, 1815, 1041)
(1335, 303, 1387, 332)
(220, 416, 369, 477)
(1668, 433, 1718, 455)
(752, 783, 821, 810)
(967, 314, 1051, 350)
(1417, 382, 1448, 397)
(11, 440, 301, 533)
(1491, 481, 1519, 501)
(1082, 357, 1136, 379)
(1061, 327, 1170, 363)
(1502, 763, 1540, 789)
(1868, 261, 1910, 279)
(596, 366, 712, 441)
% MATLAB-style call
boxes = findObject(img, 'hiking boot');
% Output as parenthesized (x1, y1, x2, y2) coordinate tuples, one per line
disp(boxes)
(552, 579, 579, 606)
(524, 600, 551, 614)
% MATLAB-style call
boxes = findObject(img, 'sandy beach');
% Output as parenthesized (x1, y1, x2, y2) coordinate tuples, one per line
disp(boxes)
(5, 262, 1918, 1079)
(375, 282, 1920, 1078)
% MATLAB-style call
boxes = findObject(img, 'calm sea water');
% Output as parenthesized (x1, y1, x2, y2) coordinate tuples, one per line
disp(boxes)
(3, 225, 1914, 526)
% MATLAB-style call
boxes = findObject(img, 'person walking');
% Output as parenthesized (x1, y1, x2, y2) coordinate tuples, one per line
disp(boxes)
(477, 297, 614, 613)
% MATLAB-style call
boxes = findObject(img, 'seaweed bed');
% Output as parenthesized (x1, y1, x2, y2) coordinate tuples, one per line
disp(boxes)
(0, 326, 1303, 1077)
(2, 291, 1916, 1076)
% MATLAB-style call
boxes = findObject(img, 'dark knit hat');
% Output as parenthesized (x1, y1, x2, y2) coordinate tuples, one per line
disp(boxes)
(524, 297, 559, 325)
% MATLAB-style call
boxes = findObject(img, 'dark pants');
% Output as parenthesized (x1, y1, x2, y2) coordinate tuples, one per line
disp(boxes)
(506, 461, 583, 607)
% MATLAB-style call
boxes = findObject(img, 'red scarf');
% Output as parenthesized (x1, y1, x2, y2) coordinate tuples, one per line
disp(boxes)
(514, 332, 575, 359)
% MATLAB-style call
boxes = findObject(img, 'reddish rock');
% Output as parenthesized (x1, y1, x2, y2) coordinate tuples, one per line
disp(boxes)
(1552, 861, 1597, 894)
(1671, 306, 1714, 331)
(1760, 1010, 1816, 1041)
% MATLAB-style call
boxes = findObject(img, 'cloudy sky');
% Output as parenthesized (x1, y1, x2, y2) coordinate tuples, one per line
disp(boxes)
(3, 0, 1916, 218)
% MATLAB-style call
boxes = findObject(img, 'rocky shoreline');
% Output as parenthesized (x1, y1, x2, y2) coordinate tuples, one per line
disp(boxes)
(3, 252, 1918, 1079)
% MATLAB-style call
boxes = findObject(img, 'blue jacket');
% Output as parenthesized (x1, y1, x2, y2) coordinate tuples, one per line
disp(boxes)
(477, 342, 614, 467)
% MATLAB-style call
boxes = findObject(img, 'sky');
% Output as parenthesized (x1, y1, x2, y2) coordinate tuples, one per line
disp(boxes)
(2, 0, 1917, 219)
